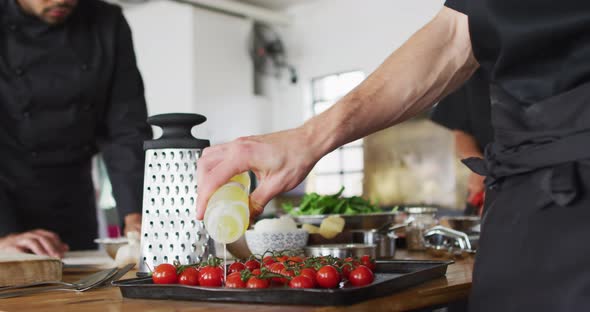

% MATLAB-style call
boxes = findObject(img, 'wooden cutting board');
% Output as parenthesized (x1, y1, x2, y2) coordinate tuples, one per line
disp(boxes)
(0, 252, 62, 287)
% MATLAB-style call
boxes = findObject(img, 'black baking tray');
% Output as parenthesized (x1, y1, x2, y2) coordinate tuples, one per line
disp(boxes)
(113, 260, 453, 306)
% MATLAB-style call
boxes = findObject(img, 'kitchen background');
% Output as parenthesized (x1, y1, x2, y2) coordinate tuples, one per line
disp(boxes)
(97, 0, 470, 236)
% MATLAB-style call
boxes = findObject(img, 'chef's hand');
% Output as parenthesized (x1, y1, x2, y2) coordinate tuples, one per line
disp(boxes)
(124, 213, 142, 235)
(466, 172, 485, 203)
(0, 229, 69, 258)
(196, 128, 319, 220)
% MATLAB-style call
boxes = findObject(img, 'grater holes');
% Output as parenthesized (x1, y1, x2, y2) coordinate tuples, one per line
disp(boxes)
(148, 244, 152, 250)
(153, 152, 158, 158)
(190, 197, 195, 205)
(186, 255, 191, 263)
(160, 198, 165, 205)
(161, 175, 166, 183)
(165, 209, 170, 216)
(158, 244, 163, 251)
(184, 185, 189, 194)
(196, 232, 201, 241)
(184, 163, 189, 171)
(175, 232, 180, 240)
(143, 256, 147, 262)
(161, 151, 166, 159)
(180, 197, 185, 205)
(189, 174, 194, 182)
(144, 233, 148, 238)
(170, 220, 175, 227)
(170, 175, 175, 183)
(200, 245, 207, 253)
(155, 209, 160, 217)
(164, 255, 168, 262)
(153, 256, 157, 262)
(169, 244, 174, 252)
(191, 243, 197, 252)
(149, 221, 154, 228)
(160, 221, 165, 228)
(150, 198, 155, 206)
(175, 186, 180, 195)
(145, 209, 149, 215)
(166, 163, 171, 171)
(187, 209, 192, 217)
(171, 198, 175, 206)
(151, 175, 156, 182)
(175, 209, 180, 217)
(196, 256, 202, 263)
(179, 151, 184, 160)
(175, 255, 180, 261)
(193, 163, 197, 171)
(180, 220, 185, 228)
(175, 163, 180, 172)
(181, 244, 186, 251)
(170, 151, 175, 160)
(188, 151, 193, 159)
(165, 186, 170, 195)
(185, 232, 191, 240)
(156, 186, 161, 195)
(164, 232, 169, 240)
(157, 163, 162, 171)
(154, 232, 159, 239)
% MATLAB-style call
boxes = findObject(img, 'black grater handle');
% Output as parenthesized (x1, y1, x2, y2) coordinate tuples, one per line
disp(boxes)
(144, 113, 210, 150)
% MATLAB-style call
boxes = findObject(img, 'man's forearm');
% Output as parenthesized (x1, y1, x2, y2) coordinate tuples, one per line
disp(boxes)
(301, 7, 478, 159)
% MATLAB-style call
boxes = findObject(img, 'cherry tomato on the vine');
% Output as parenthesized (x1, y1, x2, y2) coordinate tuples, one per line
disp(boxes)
(316, 265, 341, 289)
(348, 265, 374, 287)
(289, 276, 314, 289)
(198, 266, 224, 287)
(246, 276, 270, 289)
(244, 259, 261, 271)
(152, 263, 178, 284)
(360, 255, 376, 271)
(225, 271, 246, 288)
(228, 262, 246, 274)
(178, 267, 199, 286)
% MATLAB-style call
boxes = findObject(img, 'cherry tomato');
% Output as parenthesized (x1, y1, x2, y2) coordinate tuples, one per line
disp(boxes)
(245, 259, 261, 271)
(341, 262, 357, 280)
(228, 262, 246, 274)
(225, 271, 246, 288)
(178, 267, 199, 286)
(152, 263, 178, 284)
(316, 265, 341, 289)
(268, 262, 286, 284)
(289, 276, 314, 289)
(246, 276, 270, 289)
(263, 256, 276, 267)
(199, 266, 224, 287)
(278, 268, 296, 285)
(360, 255, 376, 271)
(288, 256, 304, 263)
(276, 255, 289, 263)
(251, 268, 262, 276)
(299, 268, 317, 286)
(348, 265, 374, 287)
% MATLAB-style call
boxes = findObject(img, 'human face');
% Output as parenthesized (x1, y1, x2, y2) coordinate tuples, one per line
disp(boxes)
(16, 0, 78, 25)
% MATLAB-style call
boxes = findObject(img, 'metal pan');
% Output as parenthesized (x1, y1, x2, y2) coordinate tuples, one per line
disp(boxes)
(293, 211, 402, 230)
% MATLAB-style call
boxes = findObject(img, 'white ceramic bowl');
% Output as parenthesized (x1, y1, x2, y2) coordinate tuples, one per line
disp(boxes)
(245, 229, 309, 256)
(94, 238, 128, 259)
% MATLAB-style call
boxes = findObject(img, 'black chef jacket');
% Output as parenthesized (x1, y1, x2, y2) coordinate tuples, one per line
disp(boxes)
(445, 1, 590, 311)
(430, 68, 492, 152)
(0, 0, 151, 249)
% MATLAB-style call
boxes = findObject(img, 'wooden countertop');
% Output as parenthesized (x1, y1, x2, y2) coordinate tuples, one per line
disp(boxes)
(0, 250, 473, 312)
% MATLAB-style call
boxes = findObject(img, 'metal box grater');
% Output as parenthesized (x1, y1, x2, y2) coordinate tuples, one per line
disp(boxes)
(138, 113, 212, 273)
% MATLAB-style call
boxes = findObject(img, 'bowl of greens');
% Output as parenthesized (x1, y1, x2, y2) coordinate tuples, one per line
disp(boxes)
(283, 187, 401, 230)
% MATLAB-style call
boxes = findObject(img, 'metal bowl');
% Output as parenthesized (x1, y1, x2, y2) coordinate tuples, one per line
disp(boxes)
(294, 211, 402, 230)
(304, 244, 376, 258)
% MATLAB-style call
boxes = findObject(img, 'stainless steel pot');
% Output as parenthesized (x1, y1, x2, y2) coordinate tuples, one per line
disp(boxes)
(349, 230, 396, 259)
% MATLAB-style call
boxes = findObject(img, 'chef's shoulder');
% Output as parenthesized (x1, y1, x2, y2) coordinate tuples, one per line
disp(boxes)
(77, 0, 127, 24)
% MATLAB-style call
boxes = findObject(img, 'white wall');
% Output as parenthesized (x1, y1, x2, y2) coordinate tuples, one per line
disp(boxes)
(124, 2, 265, 144)
(265, 0, 445, 132)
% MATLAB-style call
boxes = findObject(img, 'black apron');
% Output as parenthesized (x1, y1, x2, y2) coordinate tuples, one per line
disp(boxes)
(464, 82, 590, 311)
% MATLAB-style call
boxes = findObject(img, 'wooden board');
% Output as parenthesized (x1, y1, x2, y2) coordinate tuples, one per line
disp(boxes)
(0, 252, 62, 287)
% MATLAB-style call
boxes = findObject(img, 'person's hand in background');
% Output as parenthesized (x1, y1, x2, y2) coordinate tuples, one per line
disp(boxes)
(0, 229, 69, 258)
(466, 172, 485, 203)
(124, 213, 142, 235)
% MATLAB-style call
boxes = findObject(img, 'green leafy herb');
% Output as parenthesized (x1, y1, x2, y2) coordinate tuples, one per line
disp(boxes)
(283, 186, 388, 216)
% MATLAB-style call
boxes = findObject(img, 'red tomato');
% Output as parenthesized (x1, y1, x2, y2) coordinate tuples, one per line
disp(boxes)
(278, 268, 296, 285)
(360, 255, 376, 271)
(289, 276, 314, 289)
(288, 256, 303, 263)
(225, 271, 246, 288)
(316, 265, 341, 289)
(228, 262, 246, 274)
(251, 268, 262, 276)
(198, 266, 224, 287)
(152, 263, 178, 284)
(244, 259, 261, 271)
(263, 256, 276, 267)
(246, 276, 270, 289)
(341, 263, 356, 280)
(276, 255, 289, 263)
(178, 267, 199, 286)
(348, 265, 374, 287)
(299, 268, 317, 285)
(268, 262, 287, 284)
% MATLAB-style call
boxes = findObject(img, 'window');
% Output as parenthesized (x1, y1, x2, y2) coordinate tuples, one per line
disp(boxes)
(309, 71, 366, 197)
